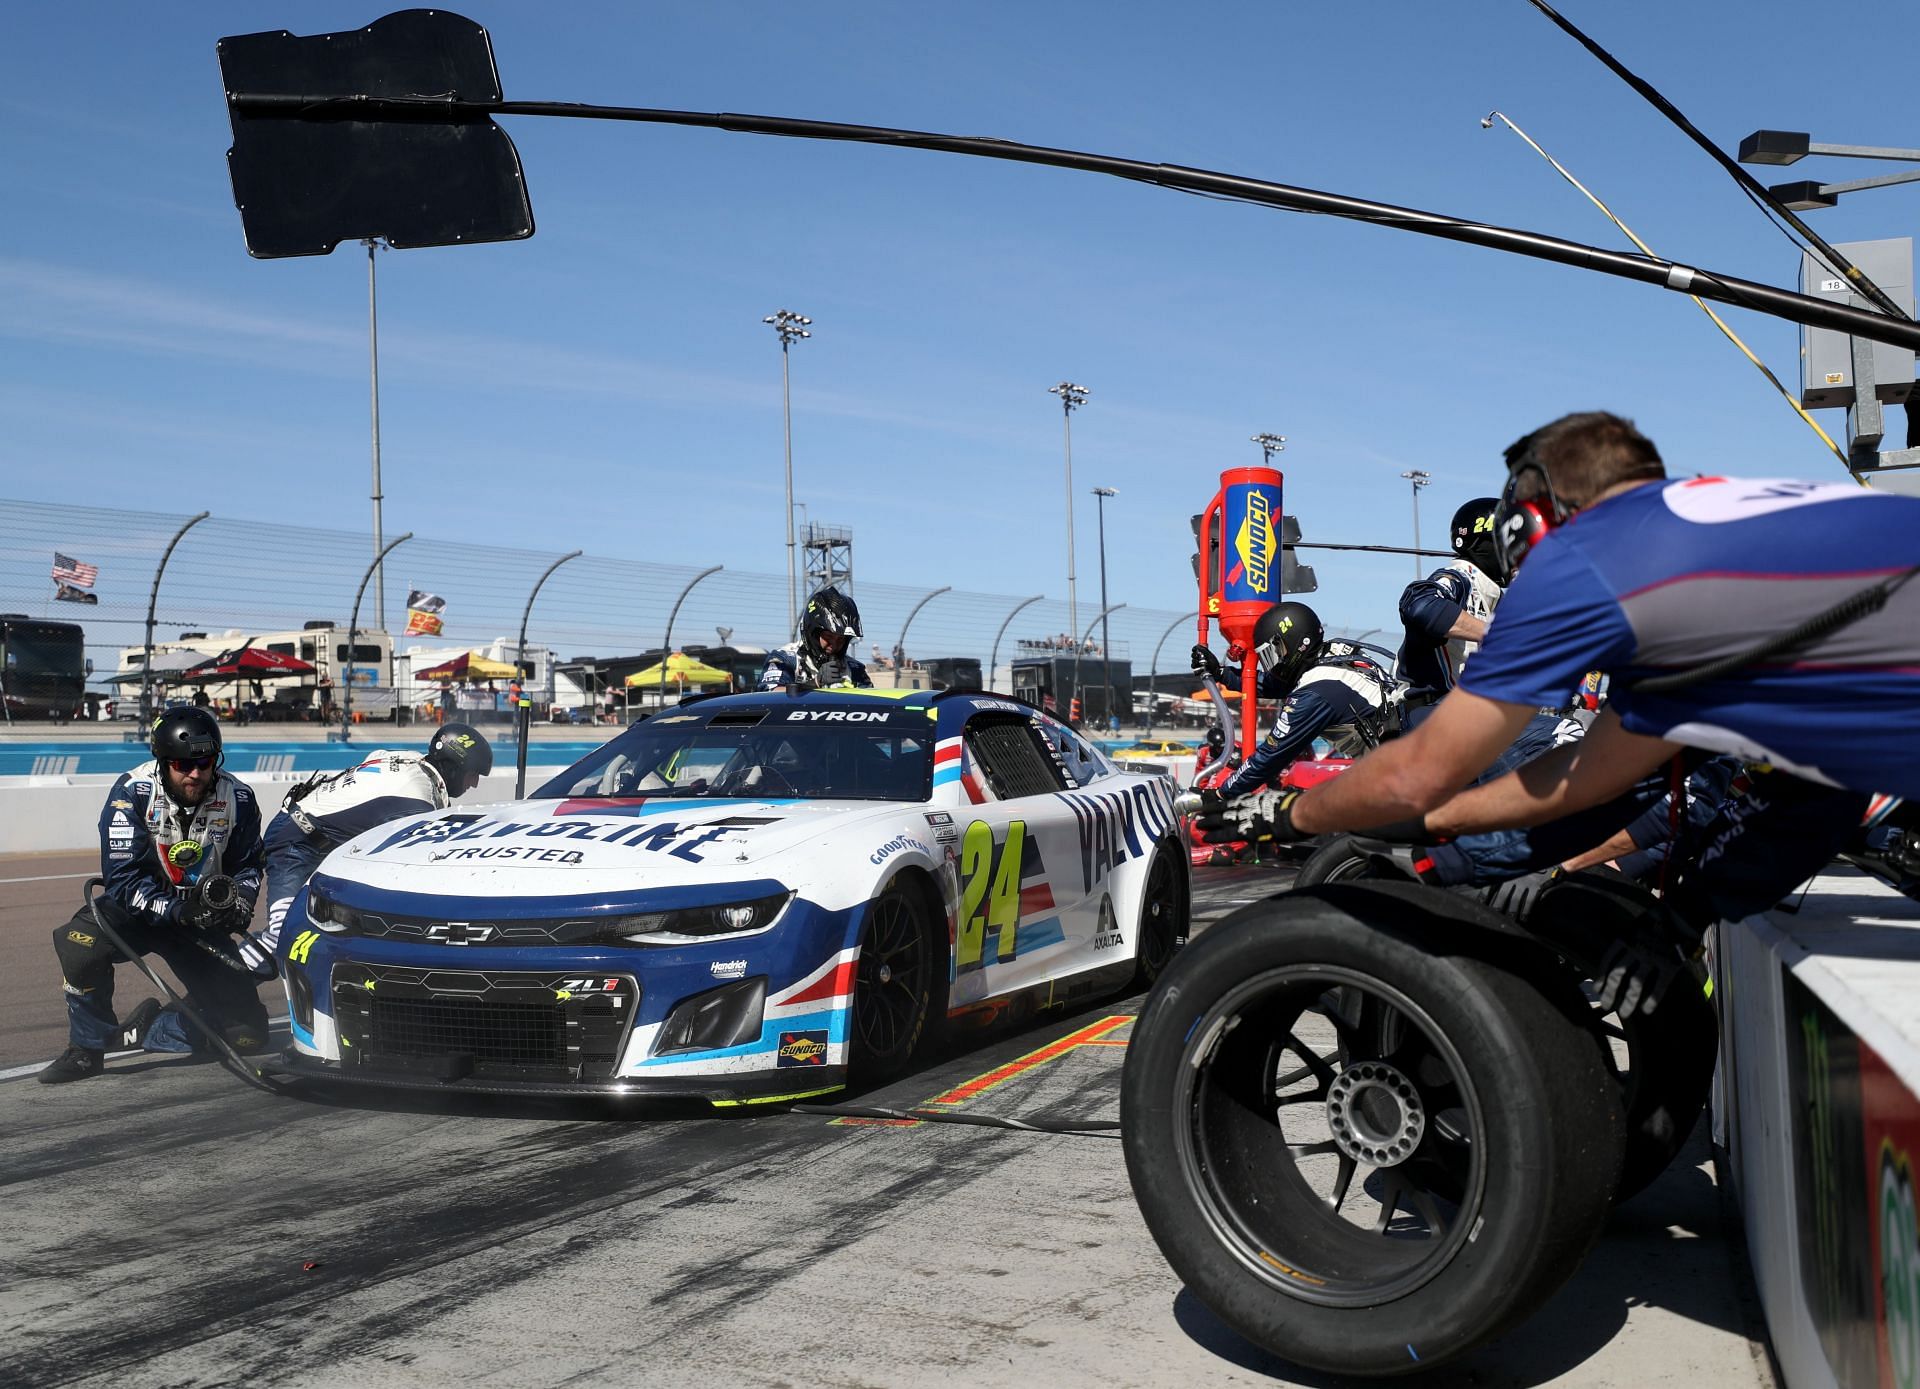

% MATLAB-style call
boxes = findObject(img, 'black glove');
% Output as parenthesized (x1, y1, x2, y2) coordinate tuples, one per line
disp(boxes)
(1485, 867, 1559, 921)
(1263, 788, 1311, 844)
(1190, 644, 1224, 683)
(1592, 935, 1688, 1018)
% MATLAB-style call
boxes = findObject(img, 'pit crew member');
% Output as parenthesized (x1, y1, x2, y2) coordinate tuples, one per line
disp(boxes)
(1399, 496, 1504, 707)
(41, 708, 266, 1084)
(1267, 410, 1920, 952)
(259, 722, 494, 954)
(760, 586, 873, 691)
(1188, 602, 1393, 807)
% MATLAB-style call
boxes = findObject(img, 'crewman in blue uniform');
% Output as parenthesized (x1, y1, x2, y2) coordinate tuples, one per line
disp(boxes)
(1263, 410, 1920, 984)
(42, 708, 267, 1083)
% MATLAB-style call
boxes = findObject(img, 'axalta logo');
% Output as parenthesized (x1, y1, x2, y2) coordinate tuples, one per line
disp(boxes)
(1234, 489, 1276, 595)
(785, 710, 888, 722)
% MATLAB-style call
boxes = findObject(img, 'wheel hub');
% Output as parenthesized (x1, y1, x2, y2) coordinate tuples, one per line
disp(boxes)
(1325, 1061, 1426, 1167)
(878, 963, 894, 985)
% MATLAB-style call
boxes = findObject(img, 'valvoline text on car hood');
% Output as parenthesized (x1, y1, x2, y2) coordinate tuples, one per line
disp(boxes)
(325, 795, 906, 896)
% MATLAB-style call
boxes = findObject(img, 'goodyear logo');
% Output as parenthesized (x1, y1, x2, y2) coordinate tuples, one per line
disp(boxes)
(777, 1030, 829, 1067)
(1233, 489, 1277, 595)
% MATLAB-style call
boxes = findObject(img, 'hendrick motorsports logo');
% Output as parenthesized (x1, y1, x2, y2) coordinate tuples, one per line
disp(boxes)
(777, 1030, 829, 1067)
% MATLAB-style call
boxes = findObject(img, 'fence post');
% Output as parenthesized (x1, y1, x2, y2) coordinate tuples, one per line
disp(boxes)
(341, 533, 413, 743)
(892, 586, 952, 676)
(140, 511, 210, 726)
(987, 594, 1044, 695)
(1146, 612, 1189, 732)
(660, 565, 724, 709)
(517, 549, 584, 711)
(1074, 603, 1125, 727)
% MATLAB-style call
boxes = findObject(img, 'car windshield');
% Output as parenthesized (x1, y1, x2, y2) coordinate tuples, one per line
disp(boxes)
(534, 716, 934, 803)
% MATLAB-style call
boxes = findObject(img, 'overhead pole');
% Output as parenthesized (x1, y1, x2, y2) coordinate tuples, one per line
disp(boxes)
(225, 91, 1920, 353)
(1048, 382, 1088, 712)
(364, 237, 390, 636)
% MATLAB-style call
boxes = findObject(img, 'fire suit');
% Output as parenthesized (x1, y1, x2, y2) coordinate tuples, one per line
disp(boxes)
(261, 751, 453, 951)
(1219, 661, 1395, 799)
(758, 644, 873, 692)
(51, 761, 265, 1053)
(1397, 558, 1503, 703)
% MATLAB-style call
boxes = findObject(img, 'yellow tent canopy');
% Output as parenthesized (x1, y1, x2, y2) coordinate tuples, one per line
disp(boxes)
(626, 652, 734, 688)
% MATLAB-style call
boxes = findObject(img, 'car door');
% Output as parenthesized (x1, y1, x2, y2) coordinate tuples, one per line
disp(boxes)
(947, 711, 1091, 1004)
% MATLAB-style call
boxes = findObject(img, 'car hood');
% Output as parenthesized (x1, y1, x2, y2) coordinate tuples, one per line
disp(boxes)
(320, 795, 924, 901)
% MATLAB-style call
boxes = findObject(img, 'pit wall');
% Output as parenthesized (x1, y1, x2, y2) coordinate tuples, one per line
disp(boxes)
(0, 770, 557, 857)
(1717, 866, 1920, 1389)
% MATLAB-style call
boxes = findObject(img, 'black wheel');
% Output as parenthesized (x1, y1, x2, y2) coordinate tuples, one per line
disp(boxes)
(849, 881, 939, 1083)
(1132, 841, 1188, 989)
(1526, 872, 1718, 1202)
(1296, 848, 1716, 1202)
(1123, 882, 1623, 1377)
(1294, 835, 1387, 887)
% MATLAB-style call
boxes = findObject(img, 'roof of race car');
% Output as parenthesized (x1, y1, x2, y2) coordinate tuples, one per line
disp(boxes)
(657, 686, 1039, 732)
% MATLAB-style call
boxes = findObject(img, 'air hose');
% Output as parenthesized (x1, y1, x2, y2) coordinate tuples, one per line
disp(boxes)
(81, 878, 300, 1097)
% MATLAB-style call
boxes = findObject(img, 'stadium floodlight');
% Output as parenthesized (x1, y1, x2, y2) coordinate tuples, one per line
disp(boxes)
(764, 309, 813, 631)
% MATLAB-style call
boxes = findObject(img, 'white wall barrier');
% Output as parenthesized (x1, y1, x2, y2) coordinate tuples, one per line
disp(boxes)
(1717, 865, 1920, 1389)
(0, 769, 560, 858)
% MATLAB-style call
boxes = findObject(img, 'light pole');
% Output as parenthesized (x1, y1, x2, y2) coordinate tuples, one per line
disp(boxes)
(764, 309, 812, 633)
(1400, 469, 1431, 578)
(364, 237, 390, 636)
(1251, 432, 1287, 465)
(1048, 381, 1088, 708)
(1092, 486, 1117, 726)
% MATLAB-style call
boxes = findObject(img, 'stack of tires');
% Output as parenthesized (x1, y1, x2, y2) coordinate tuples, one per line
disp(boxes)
(1122, 870, 1716, 1377)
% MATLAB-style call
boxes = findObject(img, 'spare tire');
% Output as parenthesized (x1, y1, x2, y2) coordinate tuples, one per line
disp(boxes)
(1122, 881, 1623, 1377)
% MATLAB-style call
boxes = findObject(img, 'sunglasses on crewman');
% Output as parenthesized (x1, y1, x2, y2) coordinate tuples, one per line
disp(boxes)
(167, 756, 215, 773)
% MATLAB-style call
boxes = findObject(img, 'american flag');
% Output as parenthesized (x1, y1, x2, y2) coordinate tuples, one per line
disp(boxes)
(51, 552, 98, 588)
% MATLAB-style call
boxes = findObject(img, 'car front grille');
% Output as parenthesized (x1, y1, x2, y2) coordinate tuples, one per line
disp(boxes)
(331, 964, 637, 1083)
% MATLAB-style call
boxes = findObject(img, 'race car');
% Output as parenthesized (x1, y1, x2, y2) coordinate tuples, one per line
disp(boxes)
(275, 687, 1189, 1102)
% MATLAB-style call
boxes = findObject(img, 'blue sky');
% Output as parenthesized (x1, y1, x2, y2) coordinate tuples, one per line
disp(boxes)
(4, 1, 1915, 642)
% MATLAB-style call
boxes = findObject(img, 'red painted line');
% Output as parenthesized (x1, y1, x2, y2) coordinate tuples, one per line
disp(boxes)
(925, 1014, 1130, 1108)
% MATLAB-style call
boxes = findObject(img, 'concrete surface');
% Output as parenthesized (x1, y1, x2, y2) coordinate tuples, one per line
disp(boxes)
(0, 853, 1773, 1387)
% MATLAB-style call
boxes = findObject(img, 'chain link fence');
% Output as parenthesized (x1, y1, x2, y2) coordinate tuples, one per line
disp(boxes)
(4, 497, 1251, 722)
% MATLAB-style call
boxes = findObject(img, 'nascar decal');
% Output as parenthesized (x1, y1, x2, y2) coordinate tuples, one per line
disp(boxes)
(1058, 781, 1176, 894)
(955, 819, 1062, 972)
(368, 811, 758, 863)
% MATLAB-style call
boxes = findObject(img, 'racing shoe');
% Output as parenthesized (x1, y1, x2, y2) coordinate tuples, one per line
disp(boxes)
(37, 1045, 105, 1085)
(115, 997, 164, 1052)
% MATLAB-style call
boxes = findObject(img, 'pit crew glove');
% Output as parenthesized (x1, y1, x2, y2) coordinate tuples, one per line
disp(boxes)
(1264, 788, 1309, 844)
(1190, 644, 1225, 683)
(1485, 867, 1560, 922)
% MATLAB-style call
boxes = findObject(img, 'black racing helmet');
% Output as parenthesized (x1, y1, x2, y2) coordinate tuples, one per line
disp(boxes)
(1250, 601, 1324, 690)
(426, 722, 494, 796)
(800, 585, 862, 660)
(151, 706, 223, 769)
(1450, 496, 1505, 583)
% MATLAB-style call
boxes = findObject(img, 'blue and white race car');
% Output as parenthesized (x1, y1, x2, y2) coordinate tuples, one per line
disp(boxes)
(275, 688, 1188, 1102)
